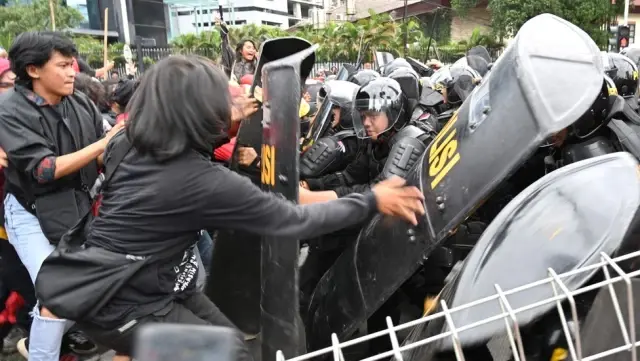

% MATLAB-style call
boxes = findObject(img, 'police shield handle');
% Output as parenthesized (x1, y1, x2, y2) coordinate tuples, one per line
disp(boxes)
(372, 176, 425, 226)
(237, 147, 258, 166)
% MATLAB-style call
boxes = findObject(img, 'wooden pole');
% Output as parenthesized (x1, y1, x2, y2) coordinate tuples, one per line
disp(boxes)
(103, 8, 109, 79)
(49, 0, 56, 31)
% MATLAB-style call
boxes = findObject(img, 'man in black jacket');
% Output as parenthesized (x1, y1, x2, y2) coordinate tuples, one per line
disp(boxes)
(0, 31, 122, 361)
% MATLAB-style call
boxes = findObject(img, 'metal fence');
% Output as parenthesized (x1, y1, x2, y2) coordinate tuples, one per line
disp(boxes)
(78, 46, 503, 79)
(280, 248, 640, 361)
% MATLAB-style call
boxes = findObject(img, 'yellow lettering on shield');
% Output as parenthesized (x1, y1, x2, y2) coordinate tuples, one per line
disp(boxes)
(261, 144, 276, 186)
(429, 111, 461, 189)
(550, 348, 568, 361)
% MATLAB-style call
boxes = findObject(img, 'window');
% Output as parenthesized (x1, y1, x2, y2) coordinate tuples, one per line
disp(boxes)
(261, 20, 281, 26)
(335, 14, 342, 20)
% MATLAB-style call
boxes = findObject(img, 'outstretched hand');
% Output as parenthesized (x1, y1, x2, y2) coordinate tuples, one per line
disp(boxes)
(231, 95, 259, 122)
(372, 176, 425, 226)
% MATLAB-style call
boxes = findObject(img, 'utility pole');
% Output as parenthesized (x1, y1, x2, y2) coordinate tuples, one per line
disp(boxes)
(402, 0, 408, 57)
(624, 0, 630, 25)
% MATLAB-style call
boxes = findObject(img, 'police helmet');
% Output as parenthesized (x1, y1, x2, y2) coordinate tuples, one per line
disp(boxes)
(349, 69, 380, 86)
(620, 46, 640, 67)
(352, 77, 407, 139)
(570, 74, 615, 138)
(602, 52, 639, 110)
(386, 67, 420, 104)
(382, 58, 412, 77)
(327, 80, 360, 129)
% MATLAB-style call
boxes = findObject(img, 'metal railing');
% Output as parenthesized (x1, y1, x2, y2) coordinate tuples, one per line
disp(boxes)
(280, 249, 640, 361)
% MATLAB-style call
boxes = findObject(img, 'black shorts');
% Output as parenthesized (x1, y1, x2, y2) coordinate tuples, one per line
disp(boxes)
(79, 292, 253, 360)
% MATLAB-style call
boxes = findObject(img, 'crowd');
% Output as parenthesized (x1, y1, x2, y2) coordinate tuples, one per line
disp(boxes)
(0, 29, 424, 361)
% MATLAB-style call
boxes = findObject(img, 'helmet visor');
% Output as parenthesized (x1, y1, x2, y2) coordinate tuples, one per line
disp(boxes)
(351, 98, 402, 139)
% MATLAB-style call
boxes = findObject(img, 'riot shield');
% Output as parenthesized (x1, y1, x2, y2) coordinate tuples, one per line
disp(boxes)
(260, 44, 318, 361)
(399, 154, 640, 361)
(207, 37, 314, 336)
(231, 37, 316, 181)
(407, 57, 434, 77)
(374, 51, 395, 71)
(336, 64, 356, 80)
(439, 152, 640, 348)
(467, 45, 491, 64)
(307, 13, 606, 348)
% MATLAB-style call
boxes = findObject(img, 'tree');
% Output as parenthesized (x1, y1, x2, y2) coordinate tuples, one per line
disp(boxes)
(0, 0, 83, 39)
(452, 0, 625, 47)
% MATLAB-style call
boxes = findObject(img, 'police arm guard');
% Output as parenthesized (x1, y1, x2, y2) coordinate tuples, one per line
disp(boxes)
(300, 131, 355, 179)
(380, 125, 430, 180)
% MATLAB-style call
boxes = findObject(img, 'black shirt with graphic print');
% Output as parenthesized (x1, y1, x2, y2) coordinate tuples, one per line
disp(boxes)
(84, 131, 379, 328)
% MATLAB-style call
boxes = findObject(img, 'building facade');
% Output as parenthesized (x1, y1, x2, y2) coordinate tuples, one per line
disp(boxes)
(168, 0, 324, 37)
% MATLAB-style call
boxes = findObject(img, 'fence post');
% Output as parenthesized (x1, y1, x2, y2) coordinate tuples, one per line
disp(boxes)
(136, 36, 145, 74)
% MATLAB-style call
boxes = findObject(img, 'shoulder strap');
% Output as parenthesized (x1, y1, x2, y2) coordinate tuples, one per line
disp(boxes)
(92, 131, 132, 199)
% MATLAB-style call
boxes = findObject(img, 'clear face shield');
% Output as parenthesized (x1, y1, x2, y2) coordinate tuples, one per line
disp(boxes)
(352, 97, 402, 139)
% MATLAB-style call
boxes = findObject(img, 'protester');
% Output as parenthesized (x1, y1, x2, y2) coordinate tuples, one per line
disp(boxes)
(232, 39, 257, 81)
(72, 57, 115, 79)
(0, 48, 7, 60)
(45, 55, 423, 361)
(74, 73, 115, 132)
(110, 71, 119, 80)
(0, 59, 14, 91)
(0, 58, 34, 355)
(0, 31, 123, 361)
(110, 79, 139, 124)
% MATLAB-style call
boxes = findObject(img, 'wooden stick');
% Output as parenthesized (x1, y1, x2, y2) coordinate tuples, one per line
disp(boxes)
(49, 0, 56, 31)
(103, 8, 109, 79)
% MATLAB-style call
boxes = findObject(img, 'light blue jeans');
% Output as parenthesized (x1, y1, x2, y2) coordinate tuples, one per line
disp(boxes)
(4, 194, 68, 361)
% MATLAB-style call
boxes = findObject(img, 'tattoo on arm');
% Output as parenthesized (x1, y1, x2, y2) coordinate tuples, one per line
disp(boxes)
(33, 156, 56, 184)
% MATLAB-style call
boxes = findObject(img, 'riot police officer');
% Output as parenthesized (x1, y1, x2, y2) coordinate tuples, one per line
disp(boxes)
(298, 78, 434, 345)
(300, 77, 432, 202)
(300, 80, 361, 178)
(602, 52, 639, 111)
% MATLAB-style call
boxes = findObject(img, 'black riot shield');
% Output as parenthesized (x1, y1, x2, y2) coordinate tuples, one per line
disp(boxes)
(374, 51, 395, 71)
(336, 64, 356, 80)
(307, 13, 607, 348)
(260, 45, 318, 361)
(398, 153, 640, 361)
(207, 37, 314, 336)
(407, 57, 434, 77)
(467, 45, 491, 64)
(231, 37, 316, 181)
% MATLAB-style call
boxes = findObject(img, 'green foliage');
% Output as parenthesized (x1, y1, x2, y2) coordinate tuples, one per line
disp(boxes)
(168, 10, 472, 63)
(480, 0, 623, 47)
(450, 0, 479, 16)
(0, 0, 83, 36)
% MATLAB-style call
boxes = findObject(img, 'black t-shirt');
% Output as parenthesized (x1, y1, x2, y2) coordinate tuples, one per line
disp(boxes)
(0, 86, 104, 210)
(85, 132, 378, 328)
